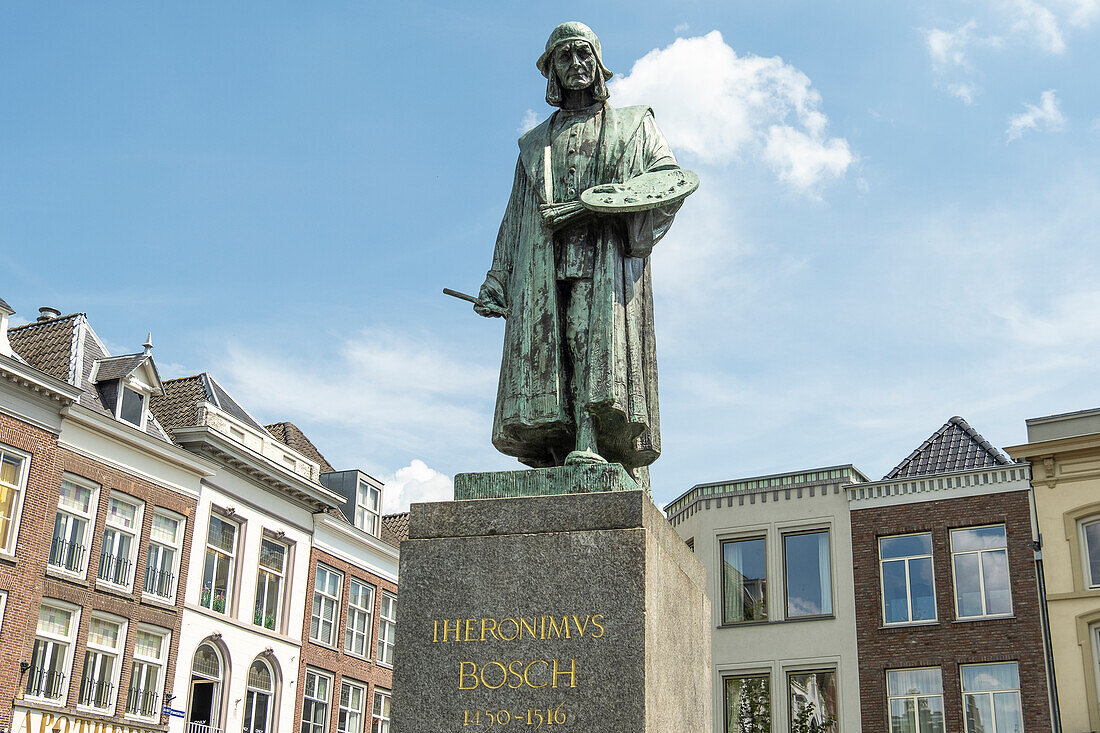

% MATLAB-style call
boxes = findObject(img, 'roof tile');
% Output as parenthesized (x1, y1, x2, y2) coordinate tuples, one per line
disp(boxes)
(885, 416, 1012, 479)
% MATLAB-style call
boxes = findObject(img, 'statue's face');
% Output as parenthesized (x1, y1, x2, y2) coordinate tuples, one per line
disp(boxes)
(552, 40, 598, 91)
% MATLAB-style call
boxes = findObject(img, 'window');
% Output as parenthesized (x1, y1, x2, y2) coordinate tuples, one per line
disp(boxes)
(79, 615, 126, 712)
(951, 525, 1012, 619)
(371, 688, 391, 733)
(188, 643, 224, 733)
(1082, 519, 1100, 588)
(784, 530, 832, 618)
(311, 565, 343, 646)
(50, 477, 98, 574)
(723, 674, 770, 732)
(721, 537, 767, 624)
(301, 669, 332, 733)
(145, 510, 184, 601)
(880, 533, 936, 625)
(355, 480, 381, 536)
(338, 680, 366, 733)
(0, 445, 29, 553)
(201, 514, 238, 614)
(254, 539, 286, 631)
(127, 628, 167, 720)
(377, 591, 396, 666)
(27, 602, 79, 701)
(788, 670, 837, 732)
(961, 662, 1023, 733)
(887, 668, 944, 733)
(243, 659, 274, 733)
(98, 494, 143, 588)
(345, 579, 375, 658)
(118, 386, 145, 427)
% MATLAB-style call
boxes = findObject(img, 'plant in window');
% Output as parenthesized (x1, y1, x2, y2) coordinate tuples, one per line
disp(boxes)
(791, 703, 835, 733)
(201, 586, 211, 607)
(735, 678, 770, 732)
(213, 592, 225, 613)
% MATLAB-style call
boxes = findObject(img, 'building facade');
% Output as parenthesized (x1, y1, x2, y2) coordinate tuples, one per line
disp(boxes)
(1007, 407, 1100, 731)
(850, 417, 1053, 732)
(666, 465, 868, 732)
(1, 303, 213, 733)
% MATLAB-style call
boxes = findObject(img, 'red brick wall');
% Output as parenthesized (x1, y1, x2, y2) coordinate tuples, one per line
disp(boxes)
(851, 489, 1052, 731)
(0, 412, 198, 729)
(294, 545, 397, 733)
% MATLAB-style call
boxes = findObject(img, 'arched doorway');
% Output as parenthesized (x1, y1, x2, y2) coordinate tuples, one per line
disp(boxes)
(188, 643, 225, 733)
(243, 658, 274, 733)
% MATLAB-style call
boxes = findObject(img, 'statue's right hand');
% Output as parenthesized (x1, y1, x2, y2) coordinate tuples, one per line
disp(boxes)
(474, 278, 506, 318)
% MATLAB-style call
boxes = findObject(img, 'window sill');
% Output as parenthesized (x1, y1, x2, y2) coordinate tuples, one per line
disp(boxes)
(952, 615, 1015, 624)
(308, 637, 340, 651)
(880, 621, 940, 630)
(140, 593, 177, 609)
(76, 704, 115, 717)
(45, 565, 88, 584)
(184, 602, 301, 645)
(376, 661, 394, 670)
(15, 698, 169, 731)
(0, 550, 18, 565)
(95, 579, 136, 598)
(717, 615, 836, 629)
(19, 696, 67, 708)
(344, 651, 373, 664)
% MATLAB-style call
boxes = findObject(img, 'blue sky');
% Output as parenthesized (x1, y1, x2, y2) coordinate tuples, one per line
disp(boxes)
(3, 2, 1099, 511)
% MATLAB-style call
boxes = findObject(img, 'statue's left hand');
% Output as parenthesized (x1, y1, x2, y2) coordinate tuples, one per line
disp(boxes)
(539, 202, 590, 230)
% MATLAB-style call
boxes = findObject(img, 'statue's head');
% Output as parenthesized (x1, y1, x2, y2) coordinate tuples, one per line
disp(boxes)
(537, 22, 613, 107)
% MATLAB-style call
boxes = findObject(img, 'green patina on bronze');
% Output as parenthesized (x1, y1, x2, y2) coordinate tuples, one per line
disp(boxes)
(467, 22, 696, 494)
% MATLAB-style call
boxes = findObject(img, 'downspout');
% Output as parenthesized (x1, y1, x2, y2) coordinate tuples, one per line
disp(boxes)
(1030, 485, 1062, 731)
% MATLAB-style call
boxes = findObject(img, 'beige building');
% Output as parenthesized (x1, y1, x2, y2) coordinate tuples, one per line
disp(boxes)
(1007, 407, 1100, 731)
(666, 465, 867, 732)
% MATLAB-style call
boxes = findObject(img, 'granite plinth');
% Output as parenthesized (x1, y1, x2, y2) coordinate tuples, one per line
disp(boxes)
(453, 462, 638, 499)
(391, 487, 711, 733)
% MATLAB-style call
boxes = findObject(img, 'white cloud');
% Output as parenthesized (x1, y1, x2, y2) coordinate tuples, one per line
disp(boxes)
(1006, 89, 1066, 140)
(1060, 0, 1100, 27)
(1005, 0, 1066, 53)
(947, 82, 978, 104)
(673, 22, 690, 35)
(609, 31, 852, 195)
(925, 21, 981, 72)
(518, 109, 539, 134)
(381, 459, 453, 513)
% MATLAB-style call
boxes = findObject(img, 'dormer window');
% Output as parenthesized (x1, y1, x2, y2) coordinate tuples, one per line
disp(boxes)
(119, 386, 146, 428)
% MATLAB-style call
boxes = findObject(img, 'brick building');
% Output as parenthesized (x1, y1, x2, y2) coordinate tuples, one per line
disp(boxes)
(848, 417, 1054, 732)
(0, 302, 212, 733)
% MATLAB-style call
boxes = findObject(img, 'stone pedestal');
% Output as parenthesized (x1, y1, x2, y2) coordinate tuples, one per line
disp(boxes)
(391, 468, 711, 732)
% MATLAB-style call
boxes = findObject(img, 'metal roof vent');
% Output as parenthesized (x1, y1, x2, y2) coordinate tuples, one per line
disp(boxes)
(37, 306, 61, 322)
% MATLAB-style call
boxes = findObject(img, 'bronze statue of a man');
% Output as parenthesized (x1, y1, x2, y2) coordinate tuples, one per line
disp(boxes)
(475, 22, 689, 488)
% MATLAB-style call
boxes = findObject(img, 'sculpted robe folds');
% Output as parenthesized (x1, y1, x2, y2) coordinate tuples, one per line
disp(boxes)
(484, 103, 682, 475)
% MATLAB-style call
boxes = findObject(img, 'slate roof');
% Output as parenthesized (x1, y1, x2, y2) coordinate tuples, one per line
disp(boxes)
(885, 416, 1013, 480)
(94, 354, 150, 383)
(8, 313, 172, 442)
(266, 422, 335, 473)
(0, 296, 12, 314)
(152, 373, 267, 433)
(381, 512, 409, 547)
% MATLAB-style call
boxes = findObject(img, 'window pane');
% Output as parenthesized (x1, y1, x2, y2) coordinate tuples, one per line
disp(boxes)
(785, 531, 831, 617)
(882, 560, 910, 624)
(259, 540, 285, 572)
(88, 618, 119, 648)
(951, 525, 1006, 552)
(0, 453, 21, 486)
(1085, 521, 1100, 587)
(722, 538, 767, 624)
(888, 668, 943, 696)
(963, 694, 993, 731)
(59, 480, 92, 513)
(248, 661, 272, 691)
(208, 516, 236, 552)
(38, 605, 72, 636)
(108, 497, 137, 528)
(992, 692, 1023, 731)
(788, 670, 837, 730)
(134, 631, 162, 659)
(919, 696, 945, 733)
(889, 697, 914, 733)
(908, 557, 935, 621)
(954, 553, 983, 617)
(151, 513, 180, 544)
(120, 388, 144, 425)
(723, 675, 770, 732)
(981, 550, 1012, 614)
(961, 663, 1020, 692)
(881, 534, 932, 559)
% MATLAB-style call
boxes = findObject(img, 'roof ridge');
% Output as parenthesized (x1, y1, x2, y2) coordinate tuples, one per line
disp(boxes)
(8, 312, 84, 332)
(884, 415, 1011, 480)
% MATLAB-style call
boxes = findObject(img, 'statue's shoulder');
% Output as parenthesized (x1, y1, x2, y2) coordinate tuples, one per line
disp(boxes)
(517, 115, 554, 149)
(609, 104, 654, 123)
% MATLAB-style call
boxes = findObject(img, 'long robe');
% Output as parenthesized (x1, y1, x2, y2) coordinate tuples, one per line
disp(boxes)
(484, 103, 681, 474)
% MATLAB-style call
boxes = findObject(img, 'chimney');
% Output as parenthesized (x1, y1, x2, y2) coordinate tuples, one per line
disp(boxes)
(0, 298, 13, 358)
(37, 306, 61, 323)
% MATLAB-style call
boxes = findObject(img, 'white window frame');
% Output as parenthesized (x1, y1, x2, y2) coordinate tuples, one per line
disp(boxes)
(886, 667, 944, 733)
(311, 565, 343, 647)
(355, 480, 381, 536)
(1080, 518, 1100, 589)
(951, 524, 1013, 620)
(97, 493, 144, 591)
(254, 537, 287, 632)
(879, 532, 937, 626)
(244, 657, 275, 733)
(126, 626, 168, 721)
(377, 591, 396, 667)
(78, 613, 127, 714)
(115, 382, 148, 430)
(27, 600, 81, 704)
(0, 443, 31, 557)
(960, 662, 1023, 733)
(201, 513, 239, 614)
(338, 679, 367, 733)
(782, 528, 833, 619)
(301, 669, 332, 733)
(144, 508, 185, 603)
(50, 475, 99, 577)
(371, 688, 391, 733)
(344, 579, 375, 659)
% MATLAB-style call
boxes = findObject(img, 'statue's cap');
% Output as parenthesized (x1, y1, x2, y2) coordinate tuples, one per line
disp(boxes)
(537, 21, 613, 81)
